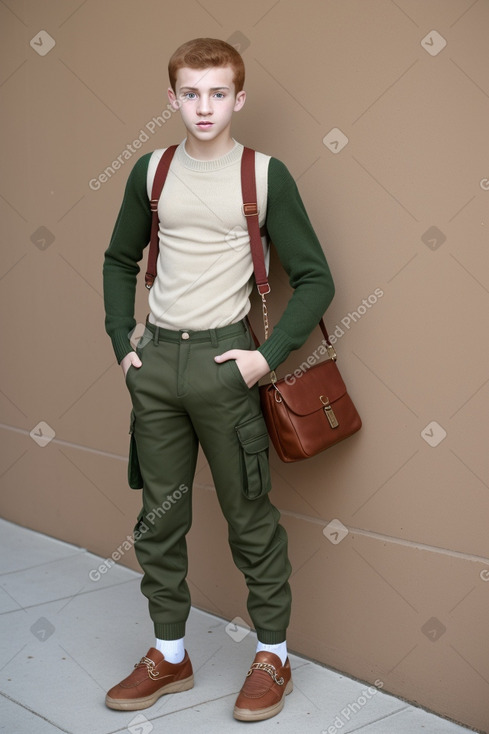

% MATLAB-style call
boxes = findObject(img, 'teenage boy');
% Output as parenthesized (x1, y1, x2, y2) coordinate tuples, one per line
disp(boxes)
(103, 37, 334, 722)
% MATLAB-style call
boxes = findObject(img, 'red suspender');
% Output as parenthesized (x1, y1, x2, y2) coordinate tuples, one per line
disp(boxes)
(145, 145, 178, 289)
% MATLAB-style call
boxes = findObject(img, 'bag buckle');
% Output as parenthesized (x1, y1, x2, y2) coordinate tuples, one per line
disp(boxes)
(320, 396, 339, 429)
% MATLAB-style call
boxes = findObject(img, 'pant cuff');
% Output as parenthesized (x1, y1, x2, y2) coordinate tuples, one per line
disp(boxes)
(255, 628, 287, 644)
(154, 622, 186, 640)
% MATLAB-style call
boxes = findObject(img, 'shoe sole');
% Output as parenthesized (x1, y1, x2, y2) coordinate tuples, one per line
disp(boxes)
(233, 678, 293, 721)
(105, 674, 194, 711)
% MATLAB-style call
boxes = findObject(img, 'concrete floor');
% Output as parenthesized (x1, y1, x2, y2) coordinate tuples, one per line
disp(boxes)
(0, 518, 475, 733)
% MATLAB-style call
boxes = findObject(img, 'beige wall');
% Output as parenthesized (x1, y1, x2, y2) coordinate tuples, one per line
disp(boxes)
(1, 1, 488, 731)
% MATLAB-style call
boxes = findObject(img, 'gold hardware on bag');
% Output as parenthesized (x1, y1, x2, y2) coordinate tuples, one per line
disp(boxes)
(262, 294, 270, 340)
(320, 396, 339, 429)
(326, 344, 337, 361)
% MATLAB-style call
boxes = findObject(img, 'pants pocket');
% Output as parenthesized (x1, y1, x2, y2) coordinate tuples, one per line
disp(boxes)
(228, 358, 249, 390)
(128, 410, 144, 490)
(235, 413, 271, 500)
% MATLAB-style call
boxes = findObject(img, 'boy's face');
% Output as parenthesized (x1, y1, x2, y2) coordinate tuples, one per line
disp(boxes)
(168, 66, 246, 146)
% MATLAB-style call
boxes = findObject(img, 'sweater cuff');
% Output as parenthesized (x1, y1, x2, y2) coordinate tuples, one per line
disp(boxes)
(257, 328, 295, 372)
(111, 328, 134, 364)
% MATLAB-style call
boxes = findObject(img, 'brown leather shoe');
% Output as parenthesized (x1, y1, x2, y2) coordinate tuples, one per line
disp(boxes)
(105, 647, 194, 711)
(233, 651, 293, 721)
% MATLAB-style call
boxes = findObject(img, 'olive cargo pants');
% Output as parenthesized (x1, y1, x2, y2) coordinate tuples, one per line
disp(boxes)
(125, 318, 292, 644)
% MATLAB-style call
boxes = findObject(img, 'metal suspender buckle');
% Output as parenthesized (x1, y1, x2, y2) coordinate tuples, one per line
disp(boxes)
(243, 202, 258, 217)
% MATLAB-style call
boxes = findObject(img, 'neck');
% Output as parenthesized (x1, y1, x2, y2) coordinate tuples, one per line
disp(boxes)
(184, 130, 235, 161)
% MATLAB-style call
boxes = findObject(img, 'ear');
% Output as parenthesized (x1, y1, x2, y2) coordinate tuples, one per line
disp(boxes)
(234, 89, 246, 112)
(167, 86, 180, 111)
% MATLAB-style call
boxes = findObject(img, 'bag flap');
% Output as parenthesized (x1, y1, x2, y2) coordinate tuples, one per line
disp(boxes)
(274, 360, 347, 417)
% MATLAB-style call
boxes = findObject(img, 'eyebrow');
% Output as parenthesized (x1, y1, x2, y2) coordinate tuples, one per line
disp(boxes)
(179, 86, 230, 92)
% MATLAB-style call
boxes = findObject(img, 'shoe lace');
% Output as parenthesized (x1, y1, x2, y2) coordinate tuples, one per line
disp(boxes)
(246, 661, 284, 686)
(135, 655, 160, 681)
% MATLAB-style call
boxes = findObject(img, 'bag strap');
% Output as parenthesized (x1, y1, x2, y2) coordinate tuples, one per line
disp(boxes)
(240, 147, 336, 362)
(145, 145, 178, 289)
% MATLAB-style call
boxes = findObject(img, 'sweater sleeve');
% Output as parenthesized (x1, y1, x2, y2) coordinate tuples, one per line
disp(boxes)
(103, 153, 152, 363)
(257, 158, 335, 370)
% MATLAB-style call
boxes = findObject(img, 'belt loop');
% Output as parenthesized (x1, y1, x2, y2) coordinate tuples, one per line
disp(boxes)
(209, 329, 218, 348)
(153, 325, 160, 346)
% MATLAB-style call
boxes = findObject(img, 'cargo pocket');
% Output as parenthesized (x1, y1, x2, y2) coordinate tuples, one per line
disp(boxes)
(128, 410, 144, 490)
(235, 413, 272, 500)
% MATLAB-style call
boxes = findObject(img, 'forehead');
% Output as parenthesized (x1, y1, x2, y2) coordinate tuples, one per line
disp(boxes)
(174, 65, 235, 91)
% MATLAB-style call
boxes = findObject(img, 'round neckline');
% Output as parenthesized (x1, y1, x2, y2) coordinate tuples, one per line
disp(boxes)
(176, 139, 243, 171)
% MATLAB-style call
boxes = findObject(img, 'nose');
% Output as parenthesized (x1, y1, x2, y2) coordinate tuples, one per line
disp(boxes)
(197, 94, 212, 116)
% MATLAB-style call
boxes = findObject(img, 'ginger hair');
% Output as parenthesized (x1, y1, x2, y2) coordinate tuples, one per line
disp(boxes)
(168, 38, 245, 93)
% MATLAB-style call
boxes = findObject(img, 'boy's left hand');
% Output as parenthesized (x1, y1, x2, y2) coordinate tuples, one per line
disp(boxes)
(214, 349, 270, 388)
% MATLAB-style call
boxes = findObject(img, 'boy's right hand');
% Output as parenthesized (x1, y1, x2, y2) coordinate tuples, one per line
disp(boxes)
(121, 351, 142, 378)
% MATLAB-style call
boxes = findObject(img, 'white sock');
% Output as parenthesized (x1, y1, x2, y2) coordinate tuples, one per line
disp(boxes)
(256, 640, 288, 666)
(155, 637, 185, 664)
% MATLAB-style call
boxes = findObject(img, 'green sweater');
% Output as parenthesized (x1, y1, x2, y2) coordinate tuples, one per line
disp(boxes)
(103, 146, 334, 371)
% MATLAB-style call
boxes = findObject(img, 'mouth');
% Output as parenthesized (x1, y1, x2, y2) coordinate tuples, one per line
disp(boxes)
(196, 121, 213, 128)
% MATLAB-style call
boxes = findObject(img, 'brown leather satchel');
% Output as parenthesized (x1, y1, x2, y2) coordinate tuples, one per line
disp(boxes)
(240, 147, 362, 462)
(257, 335, 362, 462)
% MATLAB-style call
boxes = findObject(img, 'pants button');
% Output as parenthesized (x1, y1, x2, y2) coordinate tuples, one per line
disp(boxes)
(181, 331, 190, 340)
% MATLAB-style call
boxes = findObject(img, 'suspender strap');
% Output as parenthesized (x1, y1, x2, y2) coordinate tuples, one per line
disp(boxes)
(145, 144, 332, 355)
(147, 144, 268, 293)
(240, 147, 333, 355)
(145, 145, 178, 289)
(240, 147, 270, 297)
